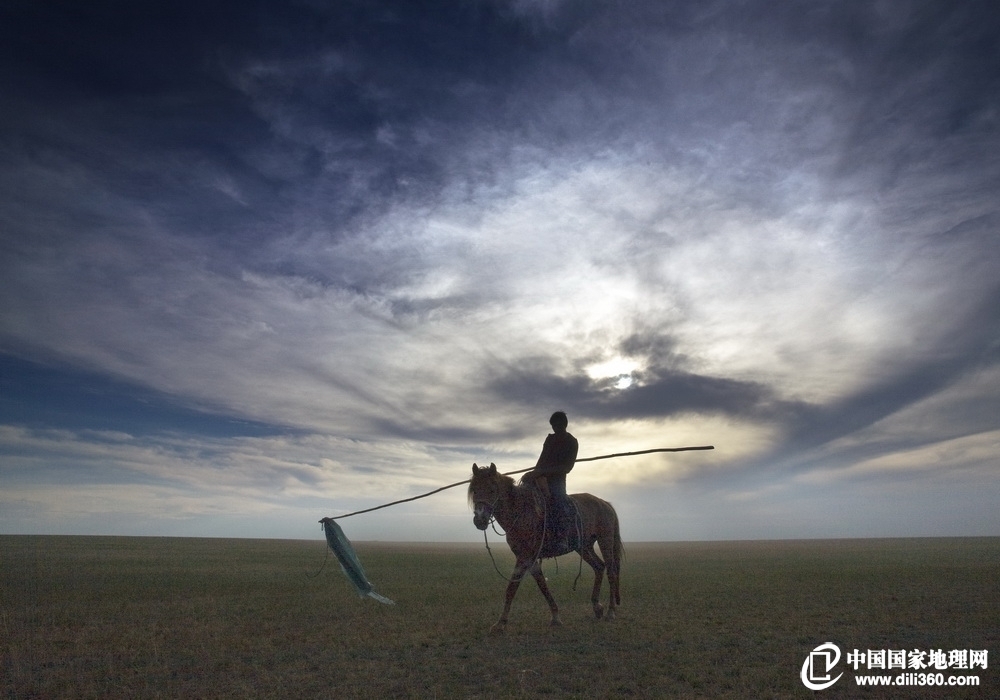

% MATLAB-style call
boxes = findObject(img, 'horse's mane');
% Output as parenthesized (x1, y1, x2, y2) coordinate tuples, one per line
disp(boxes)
(467, 469, 518, 507)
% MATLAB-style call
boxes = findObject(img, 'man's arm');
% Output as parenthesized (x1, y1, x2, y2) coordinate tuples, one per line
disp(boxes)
(532, 434, 576, 476)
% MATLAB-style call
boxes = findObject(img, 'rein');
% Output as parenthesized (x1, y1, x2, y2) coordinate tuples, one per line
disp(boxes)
(481, 503, 586, 588)
(483, 526, 516, 581)
(474, 490, 521, 582)
(478, 484, 562, 582)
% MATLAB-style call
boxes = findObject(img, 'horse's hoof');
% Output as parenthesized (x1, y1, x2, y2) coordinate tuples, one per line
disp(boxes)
(594, 604, 604, 619)
(550, 617, 563, 627)
(489, 622, 506, 636)
(605, 609, 616, 621)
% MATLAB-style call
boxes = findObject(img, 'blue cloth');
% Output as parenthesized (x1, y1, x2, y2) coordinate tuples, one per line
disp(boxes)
(321, 518, 394, 605)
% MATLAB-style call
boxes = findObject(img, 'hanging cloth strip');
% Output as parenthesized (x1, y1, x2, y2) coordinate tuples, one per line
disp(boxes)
(320, 517, 395, 605)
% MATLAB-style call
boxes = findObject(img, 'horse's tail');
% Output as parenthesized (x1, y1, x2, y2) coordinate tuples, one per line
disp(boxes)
(611, 513, 624, 605)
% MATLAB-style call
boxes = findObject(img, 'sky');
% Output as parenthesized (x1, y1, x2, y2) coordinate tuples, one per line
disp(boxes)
(2, 0, 998, 543)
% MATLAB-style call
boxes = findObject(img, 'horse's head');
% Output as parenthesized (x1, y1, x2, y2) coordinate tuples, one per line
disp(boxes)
(468, 462, 501, 530)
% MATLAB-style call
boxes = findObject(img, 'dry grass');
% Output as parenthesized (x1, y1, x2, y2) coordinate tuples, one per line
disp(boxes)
(2, 536, 997, 698)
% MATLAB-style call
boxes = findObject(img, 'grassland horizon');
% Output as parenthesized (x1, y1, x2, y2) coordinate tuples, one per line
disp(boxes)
(9, 532, 999, 543)
(3, 535, 997, 698)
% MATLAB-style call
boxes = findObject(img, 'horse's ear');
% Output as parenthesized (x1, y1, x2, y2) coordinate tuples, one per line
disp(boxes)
(489, 462, 497, 474)
(472, 462, 479, 474)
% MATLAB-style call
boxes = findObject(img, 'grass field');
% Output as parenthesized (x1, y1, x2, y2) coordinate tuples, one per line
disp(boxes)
(2, 535, 997, 698)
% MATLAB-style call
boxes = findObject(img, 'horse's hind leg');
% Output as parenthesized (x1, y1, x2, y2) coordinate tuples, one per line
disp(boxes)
(607, 545, 621, 619)
(579, 542, 606, 619)
(528, 560, 562, 626)
(597, 532, 620, 621)
(598, 523, 622, 620)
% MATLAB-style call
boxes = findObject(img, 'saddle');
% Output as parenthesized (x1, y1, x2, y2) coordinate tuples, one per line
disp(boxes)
(526, 485, 581, 557)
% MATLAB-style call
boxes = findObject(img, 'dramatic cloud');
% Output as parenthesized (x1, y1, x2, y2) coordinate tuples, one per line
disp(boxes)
(1, 1, 998, 540)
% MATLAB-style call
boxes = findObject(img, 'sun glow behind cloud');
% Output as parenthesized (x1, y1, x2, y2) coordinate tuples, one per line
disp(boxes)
(586, 357, 639, 390)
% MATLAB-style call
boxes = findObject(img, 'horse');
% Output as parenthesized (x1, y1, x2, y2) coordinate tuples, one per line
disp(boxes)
(468, 462, 623, 634)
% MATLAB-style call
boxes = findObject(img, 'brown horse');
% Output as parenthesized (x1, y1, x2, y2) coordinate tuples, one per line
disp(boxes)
(468, 462, 623, 633)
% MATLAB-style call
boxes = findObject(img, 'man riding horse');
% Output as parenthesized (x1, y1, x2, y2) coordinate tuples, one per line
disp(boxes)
(520, 411, 579, 553)
(468, 412, 623, 631)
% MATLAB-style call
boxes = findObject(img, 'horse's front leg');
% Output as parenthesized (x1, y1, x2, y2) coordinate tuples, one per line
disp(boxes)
(529, 560, 561, 627)
(490, 560, 531, 635)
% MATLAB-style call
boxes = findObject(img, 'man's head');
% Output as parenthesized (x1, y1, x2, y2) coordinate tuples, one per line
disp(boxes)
(549, 411, 569, 432)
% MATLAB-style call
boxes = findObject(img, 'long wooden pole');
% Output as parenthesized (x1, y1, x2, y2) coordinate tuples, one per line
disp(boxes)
(322, 445, 714, 520)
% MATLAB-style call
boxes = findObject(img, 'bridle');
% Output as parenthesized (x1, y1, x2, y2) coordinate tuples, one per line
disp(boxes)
(472, 488, 500, 530)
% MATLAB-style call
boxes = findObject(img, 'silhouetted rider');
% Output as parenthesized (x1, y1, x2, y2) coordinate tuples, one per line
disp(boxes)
(521, 411, 579, 551)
